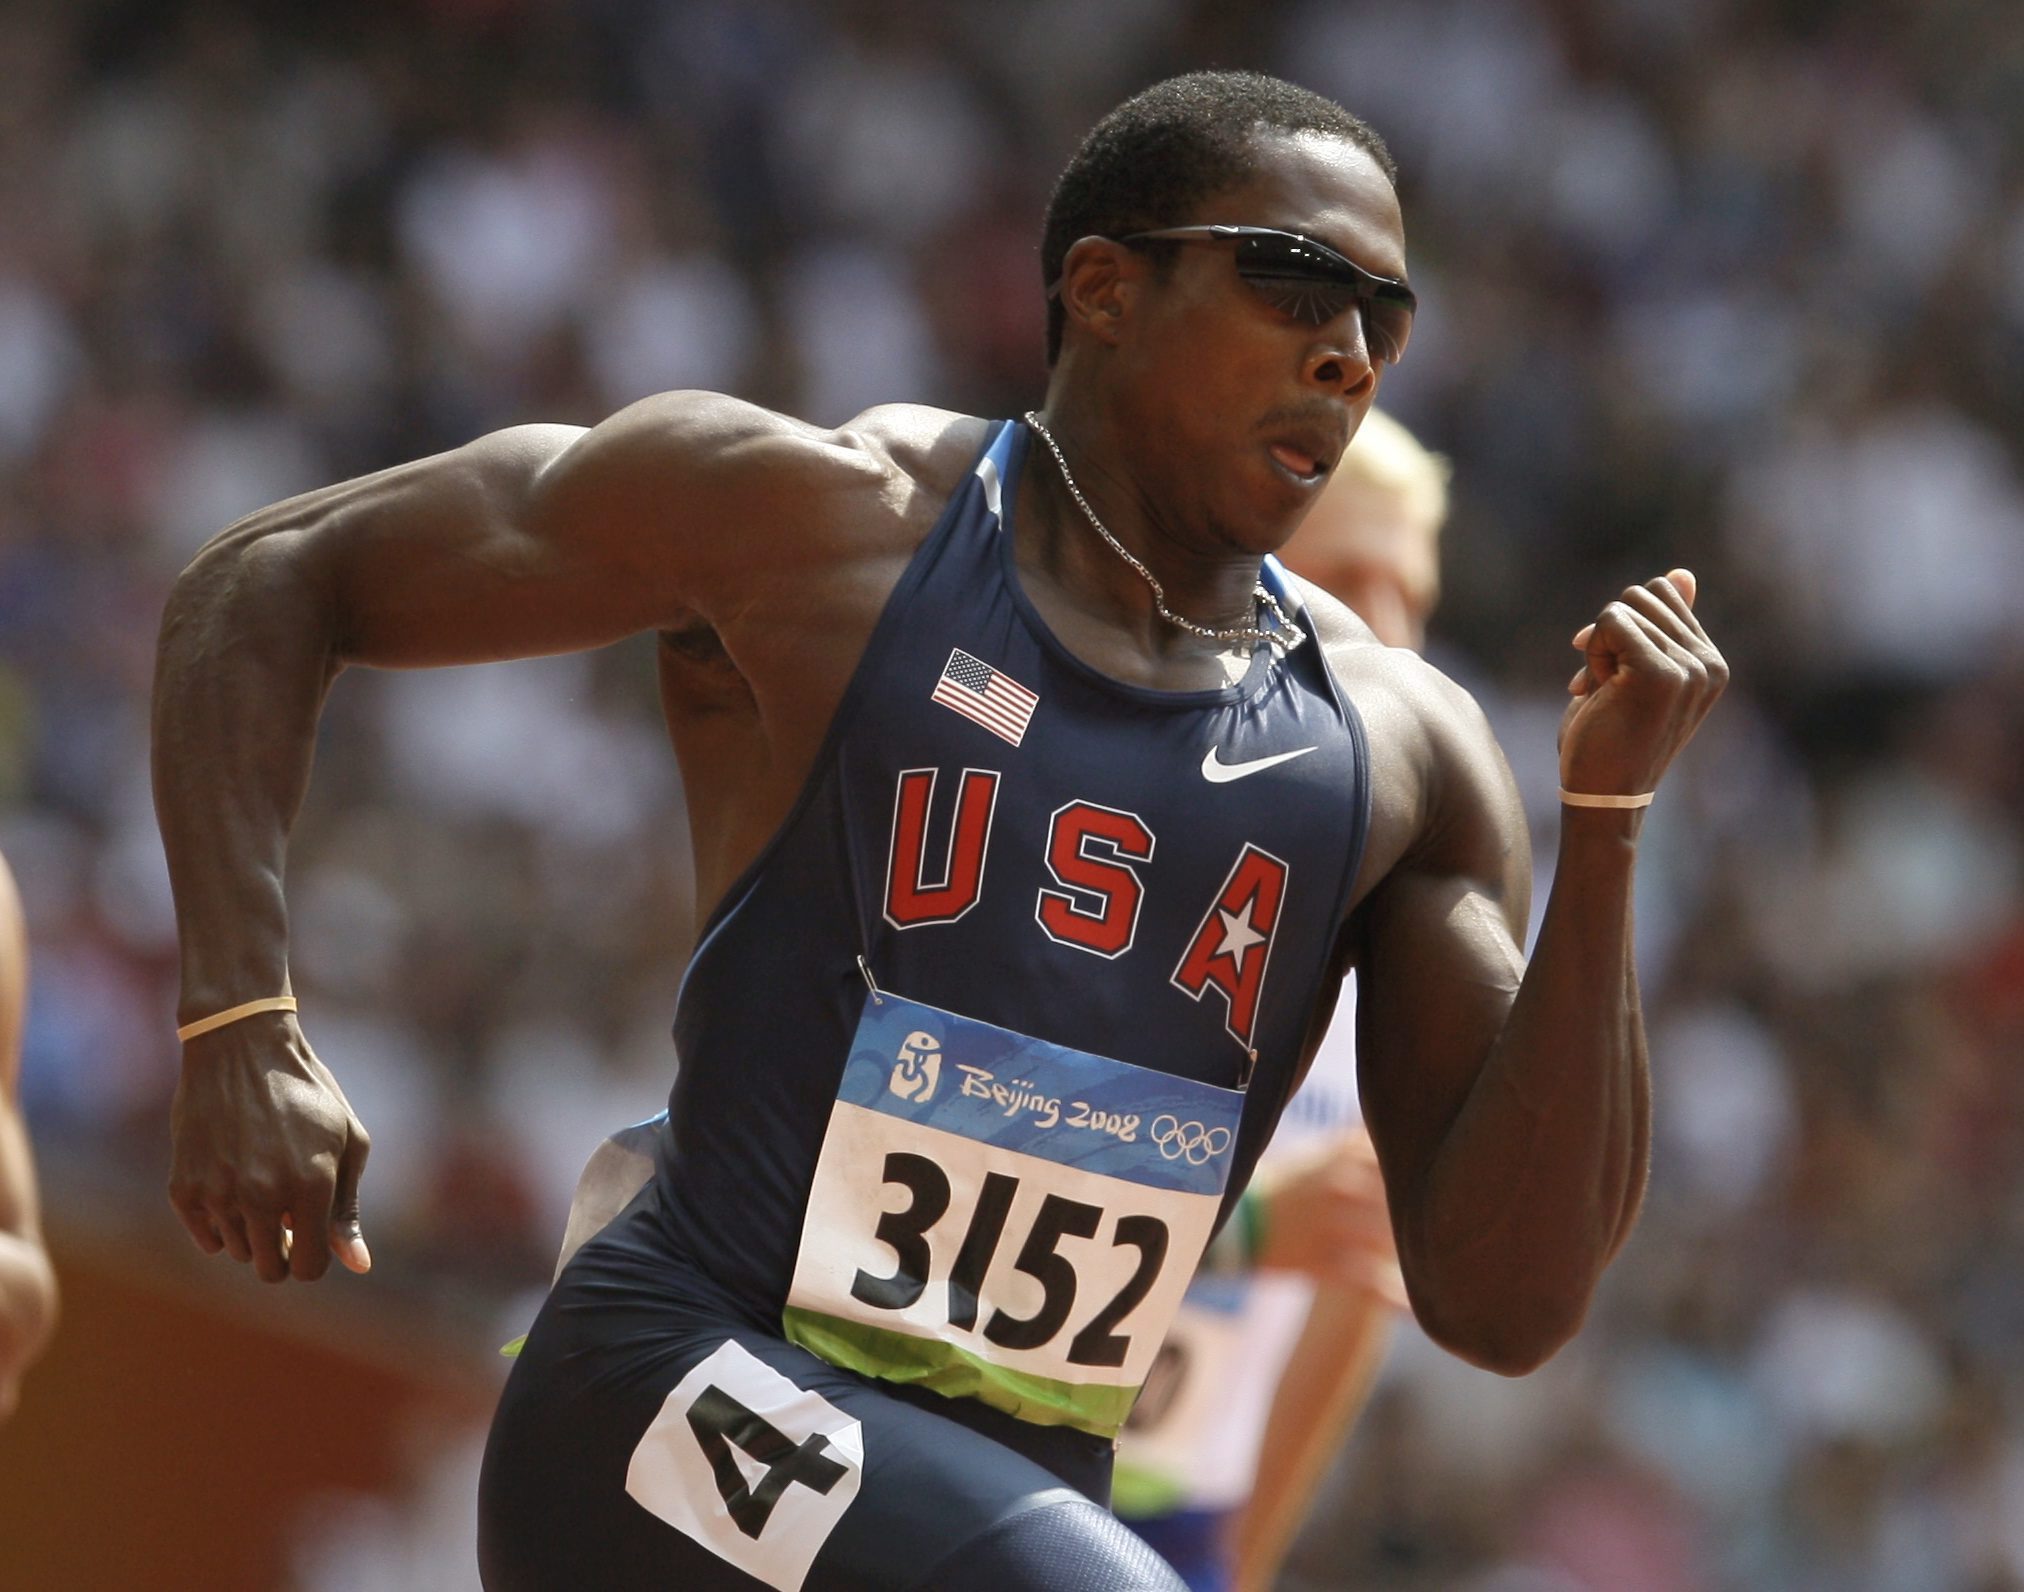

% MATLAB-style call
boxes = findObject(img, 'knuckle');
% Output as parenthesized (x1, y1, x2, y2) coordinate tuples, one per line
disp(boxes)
(201, 1177, 244, 1212)
(238, 1175, 286, 1212)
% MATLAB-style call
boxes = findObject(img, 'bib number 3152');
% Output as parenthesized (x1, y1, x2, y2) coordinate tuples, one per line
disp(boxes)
(851, 1153, 1170, 1367)
(785, 994, 1242, 1437)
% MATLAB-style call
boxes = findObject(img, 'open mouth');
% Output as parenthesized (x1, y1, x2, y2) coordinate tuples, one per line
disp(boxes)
(1268, 442, 1326, 482)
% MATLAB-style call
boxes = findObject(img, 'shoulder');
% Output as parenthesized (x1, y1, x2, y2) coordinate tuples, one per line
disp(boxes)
(530, 396, 991, 598)
(1285, 574, 1520, 897)
(832, 404, 996, 501)
(1289, 572, 1485, 759)
(1285, 570, 1378, 657)
(567, 394, 988, 507)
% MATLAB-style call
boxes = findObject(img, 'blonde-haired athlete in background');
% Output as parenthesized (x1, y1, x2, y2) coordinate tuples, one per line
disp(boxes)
(0, 852, 58, 1421)
(1115, 410, 1448, 1592)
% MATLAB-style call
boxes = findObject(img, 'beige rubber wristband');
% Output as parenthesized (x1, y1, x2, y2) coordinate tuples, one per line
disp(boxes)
(1559, 788, 1655, 809)
(176, 996, 299, 1043)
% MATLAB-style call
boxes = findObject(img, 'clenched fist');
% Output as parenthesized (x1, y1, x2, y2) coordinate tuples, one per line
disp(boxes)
(1561, 568, 1727, 802)
(169, 1011, 372, 1283)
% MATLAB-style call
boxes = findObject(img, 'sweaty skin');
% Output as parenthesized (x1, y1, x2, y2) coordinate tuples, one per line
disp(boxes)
(153, 133, 1725, 1380)
(0, 854, 58, 1419)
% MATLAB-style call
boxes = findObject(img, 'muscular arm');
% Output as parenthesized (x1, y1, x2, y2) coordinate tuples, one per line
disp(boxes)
(0, 855, 58, 1418)
(1354, 573, 1723, 1373)
(151, 393, 881, 1282)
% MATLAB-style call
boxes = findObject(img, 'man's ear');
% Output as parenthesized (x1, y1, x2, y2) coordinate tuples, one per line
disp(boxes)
(1054, 235, 1139, 349)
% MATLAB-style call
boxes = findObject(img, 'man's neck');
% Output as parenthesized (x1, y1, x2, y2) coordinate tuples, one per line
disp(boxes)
(1020, 399, 1268, 650)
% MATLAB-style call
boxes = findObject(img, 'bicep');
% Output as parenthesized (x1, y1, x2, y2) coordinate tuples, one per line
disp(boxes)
(1352, 701, 1531, 1200)
(199, 393, 844, 671)
(321, 422, 614, 666)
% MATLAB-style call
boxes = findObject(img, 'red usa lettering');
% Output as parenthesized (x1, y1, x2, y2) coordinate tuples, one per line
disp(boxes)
(881, 768, 1289, 1056)
(1035, 801, 1154, 958)
(885, 768, 1000, 927)
(1169, 844, 1290, 1051)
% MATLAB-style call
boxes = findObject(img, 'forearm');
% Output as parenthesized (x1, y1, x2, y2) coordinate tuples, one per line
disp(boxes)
(153, 520, 343, 1018)
(1231, 1283, 1397, 1592)
(0, 1104, 56, 1407)
(0, 1230, 56, 1396)
(1407, 810, 1647, 1370)
(152, 428, 593, 1012)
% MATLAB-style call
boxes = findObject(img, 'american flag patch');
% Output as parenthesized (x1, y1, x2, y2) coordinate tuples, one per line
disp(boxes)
(931, 649, 1038, 747)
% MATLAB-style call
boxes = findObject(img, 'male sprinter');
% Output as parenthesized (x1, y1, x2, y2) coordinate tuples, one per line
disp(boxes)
(153, 72, 1724, 1590)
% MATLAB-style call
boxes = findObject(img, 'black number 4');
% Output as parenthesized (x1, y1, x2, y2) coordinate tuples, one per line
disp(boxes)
(685, 1384, 851, 1540)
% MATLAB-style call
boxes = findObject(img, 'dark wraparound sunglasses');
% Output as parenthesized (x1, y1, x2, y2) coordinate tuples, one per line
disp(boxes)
(1115, 224, 1416, 365)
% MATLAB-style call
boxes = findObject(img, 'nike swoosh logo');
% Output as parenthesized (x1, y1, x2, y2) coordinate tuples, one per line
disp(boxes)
(1201, 745, 1318, 783)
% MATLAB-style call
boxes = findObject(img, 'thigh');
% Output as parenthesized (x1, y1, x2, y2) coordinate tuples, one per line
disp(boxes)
(480, 1305, 1182, 1591)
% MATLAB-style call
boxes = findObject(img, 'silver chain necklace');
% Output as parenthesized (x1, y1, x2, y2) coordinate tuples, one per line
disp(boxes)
(1024, 411, 1306, 654)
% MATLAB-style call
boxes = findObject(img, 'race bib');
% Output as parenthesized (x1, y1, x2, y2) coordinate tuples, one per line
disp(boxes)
(1111, 1275, 1312, 1515)
(785, 993, 1242, 1439)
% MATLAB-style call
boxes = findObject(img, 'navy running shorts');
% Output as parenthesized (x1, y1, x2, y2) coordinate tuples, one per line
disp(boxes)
(478, 1191, 1187, 1591)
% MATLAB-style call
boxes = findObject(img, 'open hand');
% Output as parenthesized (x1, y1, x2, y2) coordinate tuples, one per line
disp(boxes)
(168, 1012, 371, 1283)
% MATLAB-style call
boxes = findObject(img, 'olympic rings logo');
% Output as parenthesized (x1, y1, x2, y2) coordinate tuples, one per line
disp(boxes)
(1150, 1115, 1233, 1165)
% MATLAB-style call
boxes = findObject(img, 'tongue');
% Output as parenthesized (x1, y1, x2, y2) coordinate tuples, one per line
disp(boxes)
(1270, 443, 1319, 477)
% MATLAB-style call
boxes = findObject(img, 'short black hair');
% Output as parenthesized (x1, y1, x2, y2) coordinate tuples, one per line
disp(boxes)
(1040, 71, 1396, 364)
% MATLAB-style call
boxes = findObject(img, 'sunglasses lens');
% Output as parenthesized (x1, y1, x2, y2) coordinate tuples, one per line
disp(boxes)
(1244, 274, 1360, 327)
(1233, 234, 1413, 362)
(1366, 299, 1412, 364)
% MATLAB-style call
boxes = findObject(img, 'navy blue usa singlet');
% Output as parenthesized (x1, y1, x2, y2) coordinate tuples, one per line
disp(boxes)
(479, 419, 1373, 1591)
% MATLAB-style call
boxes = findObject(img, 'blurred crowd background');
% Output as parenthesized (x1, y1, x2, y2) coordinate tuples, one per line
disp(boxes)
(1, 0, 2022, 1587)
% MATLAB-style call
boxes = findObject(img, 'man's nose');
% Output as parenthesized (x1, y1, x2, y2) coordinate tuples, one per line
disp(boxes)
(1303, 316, 1377, 398)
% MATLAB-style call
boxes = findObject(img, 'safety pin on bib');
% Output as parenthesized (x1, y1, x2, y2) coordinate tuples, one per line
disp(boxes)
(857, 954, 884, 1006)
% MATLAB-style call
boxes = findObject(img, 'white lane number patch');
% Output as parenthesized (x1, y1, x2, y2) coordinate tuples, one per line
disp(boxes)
(625, 1339, 864, 1590)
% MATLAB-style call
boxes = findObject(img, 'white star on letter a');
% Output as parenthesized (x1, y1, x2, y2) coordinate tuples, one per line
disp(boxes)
(1214, 907, 1266, 962)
